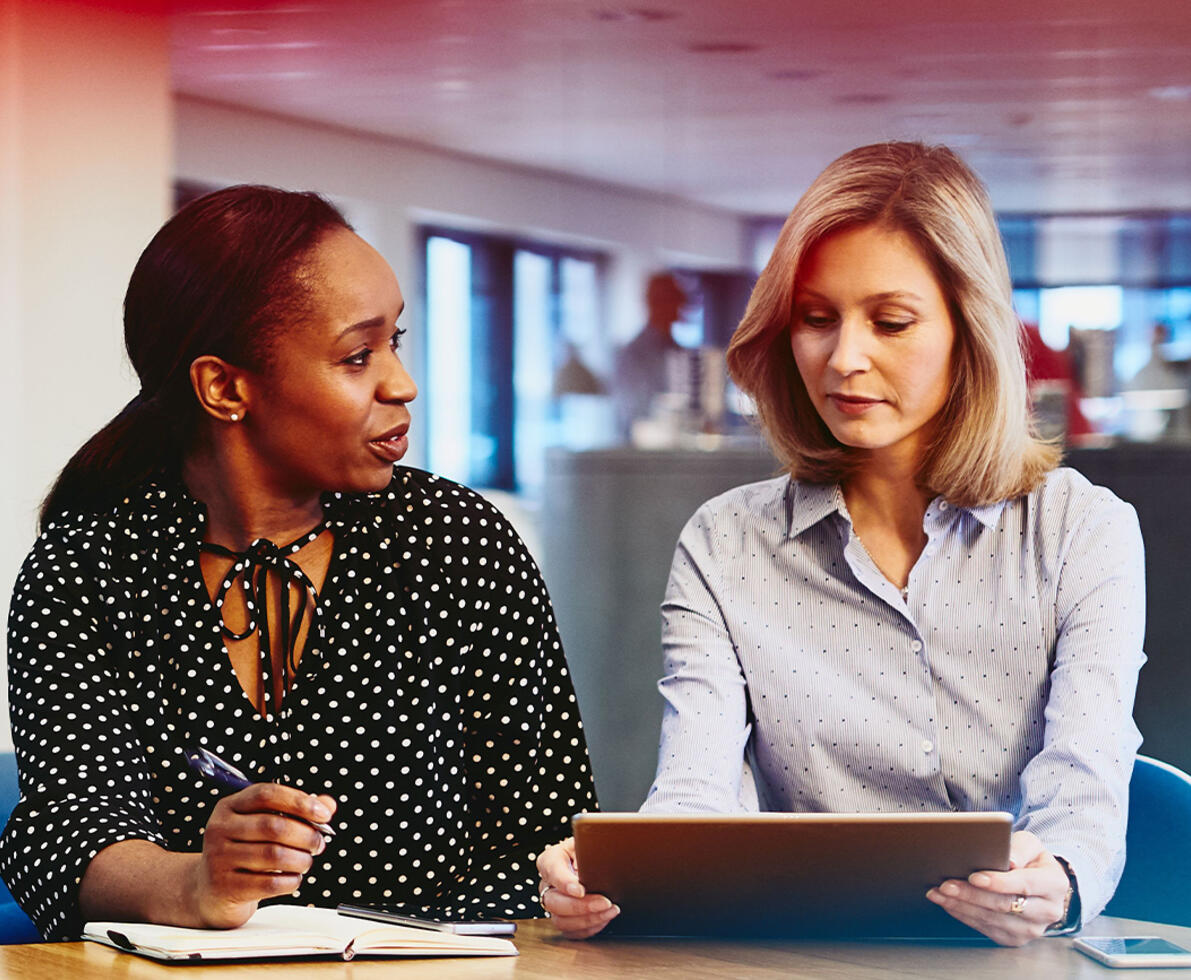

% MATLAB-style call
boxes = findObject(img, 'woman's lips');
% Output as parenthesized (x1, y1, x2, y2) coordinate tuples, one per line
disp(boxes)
(828, 394, 883, 416)
(368, 426, 409, 462)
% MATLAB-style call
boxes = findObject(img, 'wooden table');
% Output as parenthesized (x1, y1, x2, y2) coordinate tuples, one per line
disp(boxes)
(3, 916, 1191, 978)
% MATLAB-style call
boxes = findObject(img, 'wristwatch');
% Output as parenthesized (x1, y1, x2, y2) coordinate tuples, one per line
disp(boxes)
(1044, 856, 1081, 936)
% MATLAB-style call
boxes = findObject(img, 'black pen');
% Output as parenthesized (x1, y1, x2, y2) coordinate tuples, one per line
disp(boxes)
(184, 746, 335, 837)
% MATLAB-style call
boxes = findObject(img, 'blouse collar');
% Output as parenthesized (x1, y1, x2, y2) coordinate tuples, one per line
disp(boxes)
(783, 478, 1008, 540)
(136, 470, 400, 547)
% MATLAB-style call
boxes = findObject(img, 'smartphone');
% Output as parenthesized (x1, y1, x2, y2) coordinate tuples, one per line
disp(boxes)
(336, 903, 516, 936)
(1073, 936, 1191, 968)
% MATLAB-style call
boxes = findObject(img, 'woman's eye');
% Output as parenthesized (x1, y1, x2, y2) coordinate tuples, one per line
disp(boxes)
(876, 319, 913, 333)
(799, 311, 835, 329)
(343, 348, 372, 367)
(389, 327, 407, 351)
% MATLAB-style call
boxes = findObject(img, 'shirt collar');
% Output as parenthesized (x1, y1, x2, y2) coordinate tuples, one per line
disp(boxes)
(961, 498, 1008, 530)
(784, 479, 1009, 538)
(784, 480, 848, 539)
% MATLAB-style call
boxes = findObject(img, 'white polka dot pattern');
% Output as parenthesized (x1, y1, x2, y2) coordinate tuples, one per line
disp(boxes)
(0, 467, 595, 939)
(642, 467, 1145, 923)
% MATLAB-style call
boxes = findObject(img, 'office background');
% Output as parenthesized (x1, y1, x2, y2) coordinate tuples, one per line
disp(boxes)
(3, 2, 1190, 808)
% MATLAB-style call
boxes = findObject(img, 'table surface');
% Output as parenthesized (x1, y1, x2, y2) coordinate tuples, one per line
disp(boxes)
(3, 916, 1191, 978)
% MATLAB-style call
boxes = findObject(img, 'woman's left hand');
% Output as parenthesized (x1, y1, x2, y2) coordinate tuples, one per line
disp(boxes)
(926, 830, 1070, 946)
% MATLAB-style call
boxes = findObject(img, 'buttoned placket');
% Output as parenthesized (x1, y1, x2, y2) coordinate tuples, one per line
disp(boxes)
(836, 502, 959, 803)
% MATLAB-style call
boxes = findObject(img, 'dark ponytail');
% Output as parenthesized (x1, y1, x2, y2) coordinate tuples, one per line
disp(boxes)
(39, 185, 351, 527)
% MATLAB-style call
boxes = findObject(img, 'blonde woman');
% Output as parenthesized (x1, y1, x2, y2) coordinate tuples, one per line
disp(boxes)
(538, 142, 1144, 946)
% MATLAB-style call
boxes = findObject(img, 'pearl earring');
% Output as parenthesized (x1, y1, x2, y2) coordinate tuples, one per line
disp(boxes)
(229, 413, 240, 422)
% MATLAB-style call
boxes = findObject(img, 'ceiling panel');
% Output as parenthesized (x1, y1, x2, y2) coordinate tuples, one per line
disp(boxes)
(170, 0, 1191, 215)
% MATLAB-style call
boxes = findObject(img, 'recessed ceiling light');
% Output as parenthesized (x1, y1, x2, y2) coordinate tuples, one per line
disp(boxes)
(592, 8, 677, 22)
(768, 68, 822, 81)
(687, 41, 759, 54)
(1149, 85, 1191, 101)
(200, 41, 324, 51)
(834, 92, 892, 105)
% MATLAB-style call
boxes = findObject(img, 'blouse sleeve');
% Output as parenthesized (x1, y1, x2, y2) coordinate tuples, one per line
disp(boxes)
(1015, 487, 1146, 922)
(0, 527, 166, 940)
(640, 504, 753, 814)
(443, 496, 597, 918)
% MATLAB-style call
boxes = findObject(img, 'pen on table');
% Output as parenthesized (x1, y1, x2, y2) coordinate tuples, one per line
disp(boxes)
(184, 746, 335, 837)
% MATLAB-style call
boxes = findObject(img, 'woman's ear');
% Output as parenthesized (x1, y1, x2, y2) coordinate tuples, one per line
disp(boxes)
(189, 356, 251, 424)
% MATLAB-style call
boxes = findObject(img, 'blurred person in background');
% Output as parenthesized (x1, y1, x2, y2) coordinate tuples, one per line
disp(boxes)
(612, 272, 688, 440)
(538, 141, 1144, 947)
(0, 186, 595, 939)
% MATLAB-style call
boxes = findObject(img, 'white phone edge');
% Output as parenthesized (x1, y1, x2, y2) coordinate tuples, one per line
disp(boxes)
(1073, 936, 1191, 968)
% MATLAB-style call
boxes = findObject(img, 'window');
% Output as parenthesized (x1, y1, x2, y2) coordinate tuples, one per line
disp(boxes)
(422, 228, 607, 494)
(424, 236, 474, 484)
(1037, 285, 1124, 351)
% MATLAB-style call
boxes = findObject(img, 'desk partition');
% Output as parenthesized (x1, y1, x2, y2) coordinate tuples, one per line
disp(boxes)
(542, 445, 1191, 811)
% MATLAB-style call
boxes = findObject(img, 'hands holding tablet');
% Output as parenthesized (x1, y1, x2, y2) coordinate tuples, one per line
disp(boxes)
(539, 827, 1069, 945)
(925, 831, 1071, 946)
(536, 837, 620, 938)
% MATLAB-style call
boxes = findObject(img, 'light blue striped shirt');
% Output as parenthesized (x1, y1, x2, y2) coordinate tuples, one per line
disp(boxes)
(642, 467, 1146, 921)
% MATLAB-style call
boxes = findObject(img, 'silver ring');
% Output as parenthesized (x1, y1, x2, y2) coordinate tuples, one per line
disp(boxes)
(1009, 895, 1028, 916)
(539, 883, 556, 903)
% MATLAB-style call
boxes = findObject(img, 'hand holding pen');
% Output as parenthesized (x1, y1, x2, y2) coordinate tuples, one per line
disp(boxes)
(183, 746, 337, 928)
(186, 748, 335, 836)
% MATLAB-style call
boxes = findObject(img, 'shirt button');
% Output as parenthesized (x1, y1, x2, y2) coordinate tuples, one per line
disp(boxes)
(921, 739, 934, 753)
(938, 501, 949, 511)
(911, 640, 923, 653)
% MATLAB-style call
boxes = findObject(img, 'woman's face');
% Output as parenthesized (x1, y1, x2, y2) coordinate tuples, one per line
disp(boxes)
(789, 222, 955, 469)
(242, 227, 417, 498)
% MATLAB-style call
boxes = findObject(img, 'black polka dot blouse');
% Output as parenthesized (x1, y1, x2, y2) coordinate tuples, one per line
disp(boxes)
(0, 467, 595, 940)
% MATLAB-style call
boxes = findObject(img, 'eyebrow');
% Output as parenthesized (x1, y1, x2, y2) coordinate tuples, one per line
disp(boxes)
(795, 287, 926, 304)
(334, 305, 405, 341)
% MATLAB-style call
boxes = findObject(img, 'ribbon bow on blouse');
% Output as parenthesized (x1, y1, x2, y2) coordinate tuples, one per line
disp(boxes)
(201, 522, 327, 717)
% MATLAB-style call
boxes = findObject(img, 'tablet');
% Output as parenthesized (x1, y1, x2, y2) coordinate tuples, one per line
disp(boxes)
(571, 811, 1013, 939)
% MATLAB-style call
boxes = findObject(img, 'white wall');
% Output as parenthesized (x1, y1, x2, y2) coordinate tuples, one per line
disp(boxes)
(175, 97, 750, 470)
(1, 0, 172, 752)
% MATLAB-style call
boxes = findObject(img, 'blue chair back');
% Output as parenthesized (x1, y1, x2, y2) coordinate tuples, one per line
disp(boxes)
(0, 752, 40, 943)
(1104, 754, 1191, 927)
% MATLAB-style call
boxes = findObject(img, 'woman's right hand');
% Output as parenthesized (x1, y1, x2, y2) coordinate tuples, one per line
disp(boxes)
(536, 837, 620, 938)
(191, 783, 336, 928)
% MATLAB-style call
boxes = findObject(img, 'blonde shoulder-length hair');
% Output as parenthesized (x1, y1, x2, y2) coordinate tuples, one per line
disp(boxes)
(726, 141, 1059, 508)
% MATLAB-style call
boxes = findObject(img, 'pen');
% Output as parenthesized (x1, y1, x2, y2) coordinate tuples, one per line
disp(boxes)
(184, 746, 335, 837)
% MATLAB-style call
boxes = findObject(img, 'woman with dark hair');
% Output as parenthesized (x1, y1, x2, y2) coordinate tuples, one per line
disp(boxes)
(0, 185, 595, 939)
(537, 142, 1144, 946)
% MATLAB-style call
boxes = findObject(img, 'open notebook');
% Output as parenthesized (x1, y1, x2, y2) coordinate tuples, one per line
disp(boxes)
(83, 905, 518, 962)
